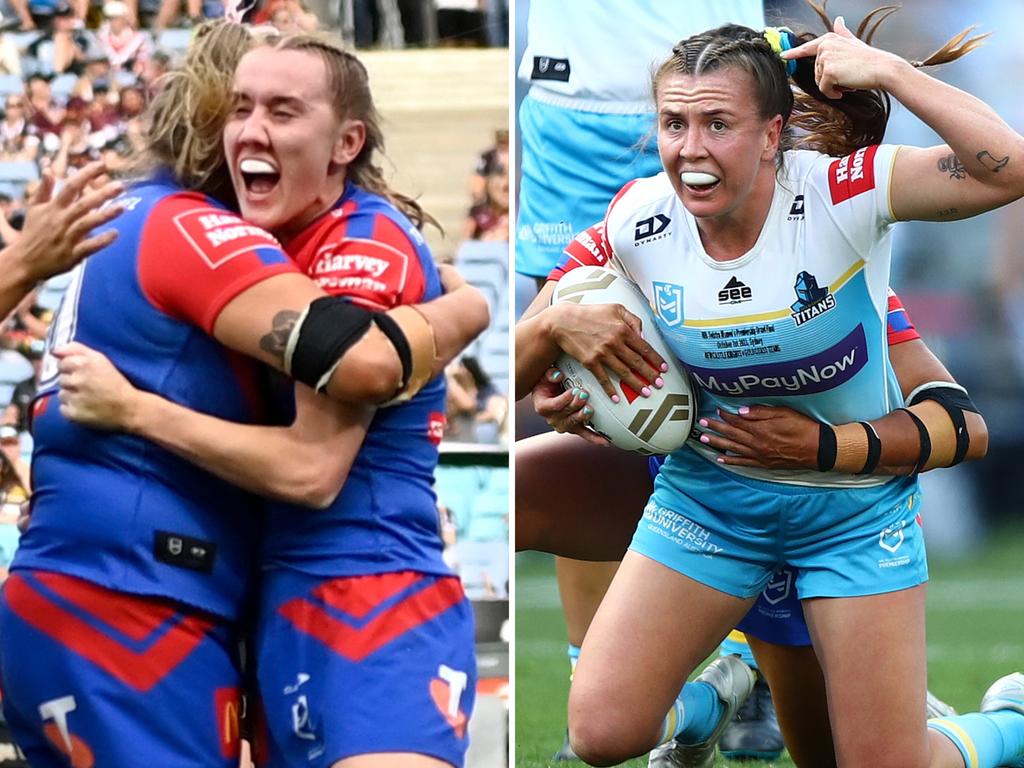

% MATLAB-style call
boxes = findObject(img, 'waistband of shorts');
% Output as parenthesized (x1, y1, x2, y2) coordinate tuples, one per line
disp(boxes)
(669, 445, 914, 498)
(526, 87, 655, 115)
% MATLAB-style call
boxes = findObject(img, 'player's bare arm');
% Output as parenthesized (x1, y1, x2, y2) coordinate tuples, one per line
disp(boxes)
(699, 338, 987, 473)
(55, 341, 371, 508)
(782, 18, 1024, 221)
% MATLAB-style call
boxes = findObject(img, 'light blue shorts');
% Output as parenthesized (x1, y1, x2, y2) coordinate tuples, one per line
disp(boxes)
(516, 94, 661, 278)
(632, 449, 927, 600)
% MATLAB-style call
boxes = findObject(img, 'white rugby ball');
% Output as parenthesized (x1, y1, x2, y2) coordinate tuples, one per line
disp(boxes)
(551, 267, 695, 455)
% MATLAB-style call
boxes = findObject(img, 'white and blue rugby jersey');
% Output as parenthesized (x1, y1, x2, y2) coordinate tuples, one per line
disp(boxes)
(553, 146, 905, 488)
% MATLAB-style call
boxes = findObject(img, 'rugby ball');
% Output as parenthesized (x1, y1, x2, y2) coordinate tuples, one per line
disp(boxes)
(551, 267, 695, 455)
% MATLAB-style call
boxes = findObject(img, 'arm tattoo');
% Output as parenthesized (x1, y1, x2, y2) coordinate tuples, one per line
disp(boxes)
(976, 150, 1009, 173)
(938, 154, 967, 180)
(259, 309, 300, 365)
(936, 207, 959, 218)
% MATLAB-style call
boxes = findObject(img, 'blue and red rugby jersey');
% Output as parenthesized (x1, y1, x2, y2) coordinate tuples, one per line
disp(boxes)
(261, 182, 451, 578)
(17, 174, 301, 621)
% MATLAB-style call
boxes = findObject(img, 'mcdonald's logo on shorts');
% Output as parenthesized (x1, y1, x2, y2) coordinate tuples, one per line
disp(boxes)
(214, 686, 242, 759)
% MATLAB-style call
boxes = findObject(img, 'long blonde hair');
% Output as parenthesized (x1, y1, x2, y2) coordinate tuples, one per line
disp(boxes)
(126, 21, 260, 205)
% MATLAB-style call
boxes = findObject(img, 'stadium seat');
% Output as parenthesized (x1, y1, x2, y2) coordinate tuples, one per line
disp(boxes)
(49, 72, 77, 99)
(0, 160, 39, 184)
(0, 350, 32, 405)
(157, 28, 192, 53)
(0, 74, 23, 97)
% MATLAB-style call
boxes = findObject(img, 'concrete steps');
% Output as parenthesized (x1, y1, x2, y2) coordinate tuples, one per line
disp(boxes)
(360, 48, 509, 259)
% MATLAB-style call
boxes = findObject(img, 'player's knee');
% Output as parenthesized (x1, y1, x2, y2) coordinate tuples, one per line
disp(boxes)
(840, 741, 929, 768)
(568, 710, 652, 766)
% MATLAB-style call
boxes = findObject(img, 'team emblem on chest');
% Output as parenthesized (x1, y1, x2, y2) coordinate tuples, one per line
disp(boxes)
(790, 271, 836, 327)
(653, 281, 684, 327)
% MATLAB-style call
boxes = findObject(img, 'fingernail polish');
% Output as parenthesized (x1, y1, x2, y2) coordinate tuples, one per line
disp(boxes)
(549, 370, 563, 382)
(699, 419, 708, 427)
(700, 434, 710, 443)
(578, 390, 589, 401)
(739, 406, 750, 415)
(660, 362, 669, 372)
(582, 406, 593, 417)
(654, 377, 664, 388)
(641, 386, 652, 397)
(611, 395, 621, 404)
(716, 457, 725, 463)
(571, 388, 580, 397)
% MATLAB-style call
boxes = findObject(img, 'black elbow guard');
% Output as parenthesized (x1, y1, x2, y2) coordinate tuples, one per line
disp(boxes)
(285, 296, 375, 392)
(907, 382, 979, 467)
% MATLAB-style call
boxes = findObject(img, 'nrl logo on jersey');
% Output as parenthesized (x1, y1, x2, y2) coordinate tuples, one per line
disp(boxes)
(789, 270, 836, 327)
(653, 281, 684, 327)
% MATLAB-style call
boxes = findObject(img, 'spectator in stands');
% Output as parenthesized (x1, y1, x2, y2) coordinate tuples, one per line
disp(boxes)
(252, 0, 315, 33)
(436, 0, 485, 46)
(51, 113, 100, 179)
(463, 165, 508, 241)
(152, 0, 205, 32)
(446, 354, 508, 443)
(139, 48, 173, 94)
(97, 1, 152, 74)
(0, 425, 28, 500)
(0, 97, 39, 163)
(117, 82, 145, 120)
(470, 126, 507, 204)
(0, 23, 22, 75)
(26, 1, 99, 75)
(25, 74, 62, 155)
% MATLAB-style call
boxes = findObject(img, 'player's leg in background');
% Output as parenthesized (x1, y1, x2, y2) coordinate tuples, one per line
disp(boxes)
(805, 588, 1024, 768)
(718, 632, 785, 761)
(748, 637, 835, 768)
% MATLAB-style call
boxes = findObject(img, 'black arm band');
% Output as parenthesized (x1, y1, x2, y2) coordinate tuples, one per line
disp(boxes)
(898, 408, 931, 475)
(909, 385, 977, 466)
(816, 422, 837, 471)
(857, 421, 882, 474)
(371, 312, 413, 393)
(288, 296, 374, 392)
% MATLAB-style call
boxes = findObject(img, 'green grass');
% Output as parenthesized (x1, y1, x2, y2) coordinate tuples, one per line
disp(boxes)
(514, 523, 1024, 767)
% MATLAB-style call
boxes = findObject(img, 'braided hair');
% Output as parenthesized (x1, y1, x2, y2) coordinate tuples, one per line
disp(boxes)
(653, 2, 987, 158)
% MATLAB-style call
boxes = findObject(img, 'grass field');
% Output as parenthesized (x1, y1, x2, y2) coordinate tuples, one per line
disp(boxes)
(514, 522, 1024, 768)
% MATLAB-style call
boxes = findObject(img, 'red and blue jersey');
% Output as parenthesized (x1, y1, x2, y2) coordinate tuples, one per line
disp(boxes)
(262, 182, 450, 578)
(17, 174, 300, 621)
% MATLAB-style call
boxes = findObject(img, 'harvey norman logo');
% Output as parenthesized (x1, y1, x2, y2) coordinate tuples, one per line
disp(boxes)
(687, 324, 868, 397)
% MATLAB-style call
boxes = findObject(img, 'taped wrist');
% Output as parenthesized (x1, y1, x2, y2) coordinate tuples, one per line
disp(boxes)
(831, 422, 871, 474)
(816, 422, 837, 471)
(858, 421, 882, 475)
(378, 305, 437, 405)
(285, 296, 374, 392)
(903, 382, 978, 469)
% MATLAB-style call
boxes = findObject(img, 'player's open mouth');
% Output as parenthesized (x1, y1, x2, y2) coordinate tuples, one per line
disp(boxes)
(240, 158, 281, 196)
(680, 171, 721, 193)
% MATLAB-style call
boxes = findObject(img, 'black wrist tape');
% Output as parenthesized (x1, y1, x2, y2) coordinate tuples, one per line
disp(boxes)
(817, 422, 837, 471)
